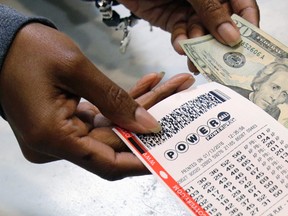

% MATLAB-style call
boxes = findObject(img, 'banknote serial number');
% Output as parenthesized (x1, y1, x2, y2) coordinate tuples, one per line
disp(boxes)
(240, 41, 265, 59)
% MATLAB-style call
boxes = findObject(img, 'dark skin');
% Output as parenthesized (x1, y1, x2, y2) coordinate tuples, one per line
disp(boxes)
(0, 0, 260, 180)
(0, 23, 194, 180)
(119, 0, 260, 71)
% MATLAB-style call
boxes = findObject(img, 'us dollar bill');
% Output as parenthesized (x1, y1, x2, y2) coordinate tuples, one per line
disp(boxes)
(180, 14, 288, 128)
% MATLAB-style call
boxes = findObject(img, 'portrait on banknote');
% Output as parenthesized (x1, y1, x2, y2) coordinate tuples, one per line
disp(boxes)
(180, 15, 288, 128)
(228, 58, 288, 122)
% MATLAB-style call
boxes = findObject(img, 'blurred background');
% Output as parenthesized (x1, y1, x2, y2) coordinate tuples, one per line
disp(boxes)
(0, 0, 287, 215)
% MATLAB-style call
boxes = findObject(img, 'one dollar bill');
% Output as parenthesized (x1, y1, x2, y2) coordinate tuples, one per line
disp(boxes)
(180, 14, 288, 128)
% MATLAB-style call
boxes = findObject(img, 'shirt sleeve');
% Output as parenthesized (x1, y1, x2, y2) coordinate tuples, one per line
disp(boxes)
(0, 4, 57, 120)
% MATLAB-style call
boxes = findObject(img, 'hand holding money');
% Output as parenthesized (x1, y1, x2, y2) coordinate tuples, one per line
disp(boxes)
(119, 0, 259, 53)
(180, 15, 288, 127)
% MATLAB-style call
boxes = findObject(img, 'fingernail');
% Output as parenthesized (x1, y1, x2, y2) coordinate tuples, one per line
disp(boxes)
(217, 23, 242, 47)
(158, 71, 165, 79)
(135, 107, 161, 133)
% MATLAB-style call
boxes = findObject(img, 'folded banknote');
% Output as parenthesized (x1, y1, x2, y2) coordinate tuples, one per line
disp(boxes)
(180, 14, 288, 128)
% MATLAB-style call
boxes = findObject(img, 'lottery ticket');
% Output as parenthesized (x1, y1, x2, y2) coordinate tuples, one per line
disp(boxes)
(113, 82, 288, 216)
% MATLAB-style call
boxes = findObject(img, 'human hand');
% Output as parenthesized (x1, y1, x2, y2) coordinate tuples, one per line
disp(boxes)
(0, 23, 195, 180)
(119, 0, 259, 71)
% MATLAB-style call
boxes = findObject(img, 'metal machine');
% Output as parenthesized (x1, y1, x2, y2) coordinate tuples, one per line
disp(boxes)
(82, 0, 141, 53)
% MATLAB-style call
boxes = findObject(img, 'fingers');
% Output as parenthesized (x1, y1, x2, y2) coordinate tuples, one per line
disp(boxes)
(171, 22, 188, 55)
(187, 58, 199, 74)
(14, 24, 160, 134)
(187, 0, 241, 47)
(171, 17, 206, 55)
(90, 73, 195, 148)
(56, 44, 161, 134)
(75, 101, 99, 129)
(230, 0, 260, 27)
(129, 72, 165, 98)
(38, 30, 160, 133)
(90, 72, 166, 130)
(72, 73, 195, 179)
(93, 73, 195, 147)
(56, 135, 149, 180)
(135, 73, 195, 109)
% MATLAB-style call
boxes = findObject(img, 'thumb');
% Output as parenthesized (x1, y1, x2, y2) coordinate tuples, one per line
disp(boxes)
(188, 0, 241, 47)
(60, 54, 161, 133)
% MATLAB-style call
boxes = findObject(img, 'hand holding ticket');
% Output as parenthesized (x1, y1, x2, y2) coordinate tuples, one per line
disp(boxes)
(114, 15, 288, 216)
(114, 82, 288, 216)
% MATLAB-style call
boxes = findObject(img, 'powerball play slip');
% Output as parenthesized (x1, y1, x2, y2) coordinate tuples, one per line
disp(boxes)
(113, 82, 288, 216)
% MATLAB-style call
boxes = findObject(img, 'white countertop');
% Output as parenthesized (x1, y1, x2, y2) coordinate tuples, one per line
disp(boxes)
(0, 0, 287, 215)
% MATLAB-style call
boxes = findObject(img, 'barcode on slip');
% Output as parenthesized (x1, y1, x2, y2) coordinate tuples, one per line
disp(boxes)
(137, 90, 230, 150)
